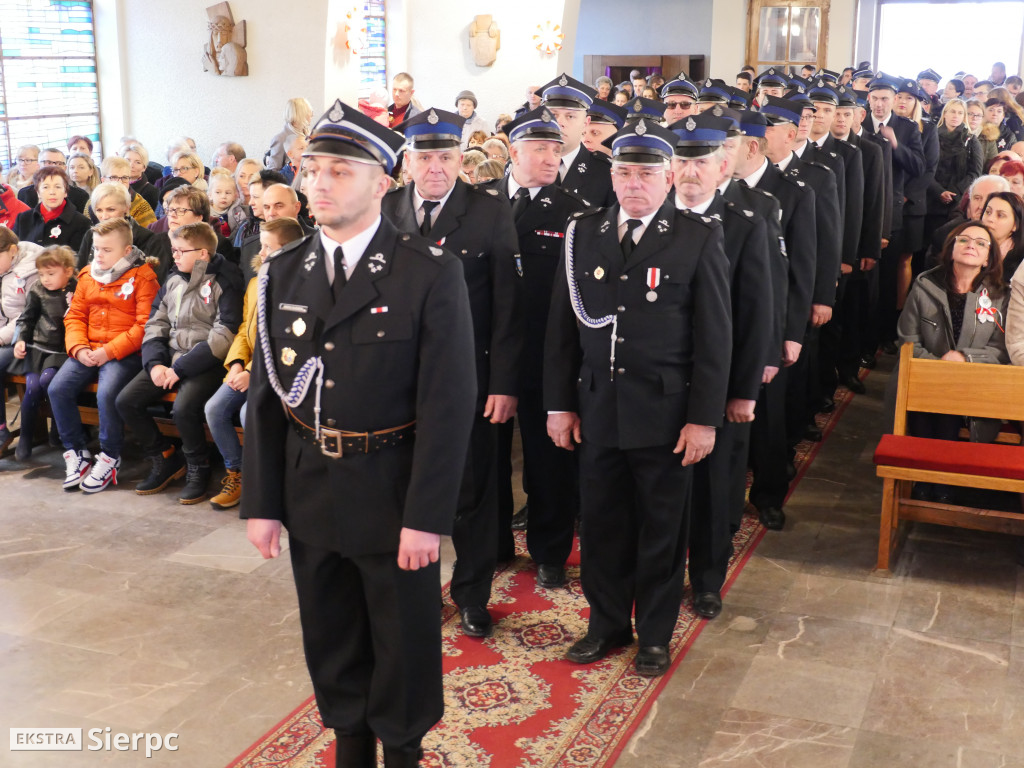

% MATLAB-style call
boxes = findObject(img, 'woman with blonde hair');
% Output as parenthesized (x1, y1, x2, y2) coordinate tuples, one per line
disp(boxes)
(118, 142, 159, 210)
(265, 97, 313, 170)
(168, 150, 207, 193)
(68, 152, 100, 194)
(926, 99, 983, 236)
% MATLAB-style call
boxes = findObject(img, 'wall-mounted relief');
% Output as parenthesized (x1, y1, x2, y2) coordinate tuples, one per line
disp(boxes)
(203, 2, 248, 77)
(469, 15, 500, 67)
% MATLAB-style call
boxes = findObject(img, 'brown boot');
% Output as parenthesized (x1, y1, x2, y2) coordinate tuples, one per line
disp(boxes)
(210, 469, 242, 509)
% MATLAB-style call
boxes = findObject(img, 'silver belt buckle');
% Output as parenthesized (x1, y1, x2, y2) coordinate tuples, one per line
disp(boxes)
(319, 427, 344, 458)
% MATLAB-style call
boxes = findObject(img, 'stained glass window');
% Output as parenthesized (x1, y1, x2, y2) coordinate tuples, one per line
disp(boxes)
(0, 0, 100, 172)
(360, 0, 387, 99)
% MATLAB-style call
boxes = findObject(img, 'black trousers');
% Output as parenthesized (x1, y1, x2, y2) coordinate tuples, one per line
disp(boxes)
(288, 536, 443, 751)
(115, 367, 223, 460)
(496, 418, 517, 562)
(819, 275, 848, 396)
(450, 415, 498, 608)
(838, 273, 865, 380)
(688, 420, 752, 594)
(516, 385, 577, 567)
(579, 440, 692, 647)
(749, 370, 790, 511)
(784, 325, 815, 446)
(860, 258, 882, 358)
(878, 235, 902, 346)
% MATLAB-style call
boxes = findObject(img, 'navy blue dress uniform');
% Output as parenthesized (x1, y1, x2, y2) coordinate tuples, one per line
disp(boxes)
(669, 114, 774, 618)
(382, 108, 524, 635)
(835, 86, 887, 388)
(239, 101, 477, 768)
(735, 109, 817, 530)
(483, 107, 589, 584)
(539, 74, 615, 207)
(544, 120, 732, 676)
(862, 73, 926, 351)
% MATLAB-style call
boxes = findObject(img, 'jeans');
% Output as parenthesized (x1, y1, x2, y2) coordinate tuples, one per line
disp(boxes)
(0, 345, 15, 427)
(116, 366, 223, 461)
(21, 367, 59, 442)
(204, 382, 247, 470)
(49, 355, 143, 458)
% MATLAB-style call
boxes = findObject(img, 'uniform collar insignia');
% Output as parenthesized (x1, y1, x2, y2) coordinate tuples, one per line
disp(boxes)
(540, 196, 552, 205)
(578, 163, 586, 173)
(368, 262, 382, 273)
(429, 245, 443, 256)
(370, 253, 385, 262)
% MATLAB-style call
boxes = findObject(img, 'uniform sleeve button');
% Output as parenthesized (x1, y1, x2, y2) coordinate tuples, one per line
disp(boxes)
(620, 274, 628, 280)
(617, 337, 624, 344)
(617, 305, 626, 312)
(377, 330, 385, 338)
(326, 418, 337, 427)
(323, 341, 335, 351)
(325, 379, 335, 388)
(617, 367, 625, 374)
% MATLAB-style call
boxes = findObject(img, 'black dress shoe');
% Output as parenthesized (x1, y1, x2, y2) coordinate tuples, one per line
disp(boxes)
(818, 396, 836, 414)
(803, 424, 823, 442)
(786, 462, 798, 482)
(381, 746, 423, 768)
(758, 506, 786, 530)
(511, 504, 528, 531)
(566, 629, 634, 664)
(840, 374, 867, 395)
(536, 564, 566, 588)
(693, 591, 723, 619)
(458, 606, 493, 638)
(634, 645, 671, 676)
(858, 354, 877, 370)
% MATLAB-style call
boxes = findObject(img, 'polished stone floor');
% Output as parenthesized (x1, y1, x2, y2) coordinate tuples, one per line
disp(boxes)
(2, 356, 1022, 767)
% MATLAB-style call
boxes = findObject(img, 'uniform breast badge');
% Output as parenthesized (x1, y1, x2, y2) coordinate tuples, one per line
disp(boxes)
(593, 266, 605, 280)
(291, 318, 306, 336)
(281, 347, 297, 366)
(646, 267, 661, 302)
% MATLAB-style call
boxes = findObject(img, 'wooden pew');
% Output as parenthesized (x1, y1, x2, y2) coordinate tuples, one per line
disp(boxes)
(872, 343, 1024, 572)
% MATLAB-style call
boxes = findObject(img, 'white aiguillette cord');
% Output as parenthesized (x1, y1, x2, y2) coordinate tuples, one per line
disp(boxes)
(564, 219, 619, 381)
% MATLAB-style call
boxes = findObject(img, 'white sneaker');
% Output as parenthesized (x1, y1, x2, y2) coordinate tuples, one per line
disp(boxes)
(81, 452, 120, 494)
(63, 449, 93, 491)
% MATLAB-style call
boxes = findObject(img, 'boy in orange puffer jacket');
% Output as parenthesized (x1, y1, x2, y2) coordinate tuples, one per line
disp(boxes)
(50, 217, 159, 492)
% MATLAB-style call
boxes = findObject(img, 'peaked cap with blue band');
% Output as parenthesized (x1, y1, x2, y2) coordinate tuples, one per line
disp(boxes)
(661, 75, 699, 100)
(808, 79, 840, 105)
(698, 78, 732, 104)
(759, 96, 805, 125)
(736, 110, 768, 138)
(501, 106, 564, 144)
(668, 112, 730, 157)
(394, 108, 465, 150)
(756, 67, 789, 88)
(624, 96, 668, 122)
(610, 119, 677, 165)
(588, 99, 628, 128)
(540, 73, 596, 110)
(304, 98, 405, 173)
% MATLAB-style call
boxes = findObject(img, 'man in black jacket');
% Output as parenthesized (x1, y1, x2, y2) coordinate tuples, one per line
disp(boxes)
(241, 101, 477, 768)
(384, 108, 524, 639)
(481, 107, 589, 588)
(545, 119, 732, 677)
(671, 112, 773, 620)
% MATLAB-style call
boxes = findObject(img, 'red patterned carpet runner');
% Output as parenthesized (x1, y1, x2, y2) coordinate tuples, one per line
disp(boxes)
(228, 385, 858, 768)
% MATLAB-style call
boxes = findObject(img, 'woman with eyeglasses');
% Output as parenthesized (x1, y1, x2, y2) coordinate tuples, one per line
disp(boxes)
(897, 221, 1009, 502)
(167, 151, 208, 193)
(981, 190, 1024, 279)
(12, 166, 91, 251)
(6, 145, 39, 192)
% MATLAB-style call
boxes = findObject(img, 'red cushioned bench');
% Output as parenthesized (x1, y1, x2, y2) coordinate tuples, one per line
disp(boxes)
(872, 344, 1024, 572)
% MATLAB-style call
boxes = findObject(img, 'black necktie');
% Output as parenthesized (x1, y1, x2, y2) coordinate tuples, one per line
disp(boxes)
(621, 219, 642, 259)
(332, 246, 346, 303)
(420, 200, 439, 237)
(511, 187, 531, 221)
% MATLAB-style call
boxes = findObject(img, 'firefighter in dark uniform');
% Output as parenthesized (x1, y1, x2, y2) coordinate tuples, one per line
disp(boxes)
(481, 107, 589, 588)
(670, 112, 774, 620)
(240, 100, 477, 768)
(733, 109, 817, 532)
(539, 73, 616, 207)
(382, 108, 524, 639)
(544, 119, 732, 677)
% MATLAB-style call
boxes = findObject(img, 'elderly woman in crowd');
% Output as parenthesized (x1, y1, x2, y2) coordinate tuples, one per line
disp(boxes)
(67, 152, 100, 194)
(265, 97, 313, 171)
(898, 220, 1009, 501)
(12, 166, 91, 250)
(96, 157, 157, 228)
(119, 142, 159, 210)
(168, 150, 207, 193)
(6, 145, 39, 192)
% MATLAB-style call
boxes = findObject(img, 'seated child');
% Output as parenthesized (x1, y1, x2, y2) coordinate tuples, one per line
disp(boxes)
(115, 222, 243, 503)
(204, 216, 304, 509)
(0, 225, 41, 451)
(49, 217, 159, 491)
(207, 168, 247, 239)
(10, 246, 77, 460)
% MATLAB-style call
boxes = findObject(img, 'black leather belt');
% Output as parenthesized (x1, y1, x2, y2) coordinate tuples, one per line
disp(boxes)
(286, 407, 415, 458)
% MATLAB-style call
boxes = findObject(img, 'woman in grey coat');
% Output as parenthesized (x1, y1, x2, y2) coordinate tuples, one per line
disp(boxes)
(897, 220, 1009, 501)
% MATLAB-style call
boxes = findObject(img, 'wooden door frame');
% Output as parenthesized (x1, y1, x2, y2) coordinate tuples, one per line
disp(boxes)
(745, 0, 831, 70)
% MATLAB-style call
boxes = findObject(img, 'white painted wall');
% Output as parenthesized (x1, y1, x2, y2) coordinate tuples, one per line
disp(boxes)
(96, 0, 327, 168)
(710, 0, 748, 75)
